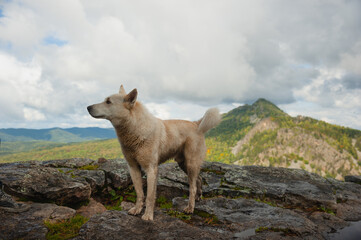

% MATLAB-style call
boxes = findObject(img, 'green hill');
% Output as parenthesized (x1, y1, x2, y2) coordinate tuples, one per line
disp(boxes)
(0, 141, 66, 156)
(0, 127, 117, 156)
(207, 98, 287, 142)
(0, 139, 122, 163)
(206, 98, 361, 179)
(0, 127, 116, 143)
(205, 98, 289, 163)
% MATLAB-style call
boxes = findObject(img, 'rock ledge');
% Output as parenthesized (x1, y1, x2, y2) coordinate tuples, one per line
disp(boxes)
(1, 158, 361, 240)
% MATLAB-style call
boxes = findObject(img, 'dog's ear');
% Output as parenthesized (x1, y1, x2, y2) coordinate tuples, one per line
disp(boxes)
(119, 85, 127, 96)
(124, 88, 138, 108)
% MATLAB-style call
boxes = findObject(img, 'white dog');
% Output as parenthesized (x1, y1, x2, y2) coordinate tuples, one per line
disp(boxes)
(87, 85, 221, 220)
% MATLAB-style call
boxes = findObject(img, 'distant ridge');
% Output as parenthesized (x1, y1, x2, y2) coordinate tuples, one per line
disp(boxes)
(0, 127, 116, 143)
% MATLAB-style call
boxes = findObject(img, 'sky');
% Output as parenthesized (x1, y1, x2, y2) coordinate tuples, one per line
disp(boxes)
(0, 0, 360, 130)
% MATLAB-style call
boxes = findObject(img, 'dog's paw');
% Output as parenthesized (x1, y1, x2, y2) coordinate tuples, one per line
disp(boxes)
(141, 213, 153, 221)
(128, 206, 142, 215)
(183, 206, 194, 214)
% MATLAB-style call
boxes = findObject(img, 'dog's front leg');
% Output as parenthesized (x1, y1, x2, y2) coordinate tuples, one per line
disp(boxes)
(127, 162, 144, 215)
(142, 165, 158, 221)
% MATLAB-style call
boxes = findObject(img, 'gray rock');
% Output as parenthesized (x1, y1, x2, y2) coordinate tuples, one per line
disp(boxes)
(198, 162, 361, 221)
(1, 158, 361, 240)
(0, 164, 91, 205)
(157, 163, 189, 199)
(325, 177, 361, 221)
(344, 175, 361, 184)
(0, 202, 75, 240)
(76, 198, 107, 219)
(308, 211, 349, 239)
(173, 197, 320, 239)
(58, 168, 105, 192)
(218, 164, 336, 208)
(75, 210, 226, 240)
(41, 158, 97, 168)
(98, 158, 132, 189)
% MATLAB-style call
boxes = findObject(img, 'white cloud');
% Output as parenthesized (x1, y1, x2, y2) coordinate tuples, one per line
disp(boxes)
(23, 107, 45, 121)
(0, 0, 361, 130)
(146, 101, 238, 121)
(145, 103, 171, 120)
(280, 98, 361, 131)
(339, 41, 361, 75)
(294, 67, 361, 110)
(0, 51, 48, 120)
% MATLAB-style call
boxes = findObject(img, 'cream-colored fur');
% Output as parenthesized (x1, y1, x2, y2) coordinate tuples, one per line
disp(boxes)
(87, 85, 221, 220)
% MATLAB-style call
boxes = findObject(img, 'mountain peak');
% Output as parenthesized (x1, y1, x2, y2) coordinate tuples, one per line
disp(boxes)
(253, 98, 274, 106)
(207, 98, 287, 139)
(250, 98, 287, 118)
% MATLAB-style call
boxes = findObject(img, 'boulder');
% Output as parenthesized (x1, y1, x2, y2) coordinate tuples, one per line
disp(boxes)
(41, 158, 97, 169)
(57, 168, 105, 193)
(97, 158, 132, 189)
(76, 198, 107, 219)
(42, 158, 106, 192)
(201, 162, 336, 208)
(173, 197, 319, 239)
(323, 177, 361, 221)
(0, 164, 91, 205)
(157, 163, 189, 199)
(197, 162, 361, 221)
(0, 202, 75, 240)
(344, 175, 361, 184)
(75, 210, 226, 240)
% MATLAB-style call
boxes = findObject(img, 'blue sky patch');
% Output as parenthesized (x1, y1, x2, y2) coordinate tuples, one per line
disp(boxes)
(0, 40, 12, 51)
(43, 35, 68, 46)
(0, 8, 4, 18)
(290, 63, 313, 69)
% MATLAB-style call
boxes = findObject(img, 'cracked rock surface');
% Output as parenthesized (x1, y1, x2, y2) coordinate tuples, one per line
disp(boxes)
(0, 158, 360, 239)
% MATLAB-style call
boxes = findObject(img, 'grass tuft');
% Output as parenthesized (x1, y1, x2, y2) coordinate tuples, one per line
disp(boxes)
(166, 210, 192, 221)
(77, 164, 99, 170)
(318, 206, 336, 215)
(44, 215, 88, 240)
(156, 196, 173, 209)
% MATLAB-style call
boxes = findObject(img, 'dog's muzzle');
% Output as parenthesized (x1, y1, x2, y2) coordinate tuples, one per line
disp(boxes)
(87, 105, 97, 118)
(87, 105, 106, 119)
(87, 105, 93, 113)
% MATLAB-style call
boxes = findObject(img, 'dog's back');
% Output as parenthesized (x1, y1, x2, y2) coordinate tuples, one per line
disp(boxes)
(158, 108, 221, 164)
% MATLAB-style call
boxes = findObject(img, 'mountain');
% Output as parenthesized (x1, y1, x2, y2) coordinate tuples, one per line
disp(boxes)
(207, 98, 287, 141)
(0, 127, 116, 143)
(206, 98, 361, 180)
(1, 99, 361, 180)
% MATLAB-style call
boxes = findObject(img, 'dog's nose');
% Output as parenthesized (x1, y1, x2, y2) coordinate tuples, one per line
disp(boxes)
(87, 105, 93, 113)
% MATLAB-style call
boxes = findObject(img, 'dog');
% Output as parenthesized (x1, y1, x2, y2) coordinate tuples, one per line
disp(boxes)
(87, 85, 221, 220)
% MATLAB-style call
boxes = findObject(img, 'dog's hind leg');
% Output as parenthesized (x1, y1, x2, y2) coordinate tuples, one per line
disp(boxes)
(183, 166, 200, 214)
(182, 138, 205, 214)
(195, 174, 202, 201)
(176, 155, 202, 201)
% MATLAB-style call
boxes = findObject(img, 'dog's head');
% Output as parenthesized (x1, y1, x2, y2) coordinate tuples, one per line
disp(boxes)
(87, 85, 137, 123)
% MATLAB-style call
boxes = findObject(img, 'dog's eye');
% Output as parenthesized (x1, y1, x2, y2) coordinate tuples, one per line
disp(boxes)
(106, 99, 111, 104)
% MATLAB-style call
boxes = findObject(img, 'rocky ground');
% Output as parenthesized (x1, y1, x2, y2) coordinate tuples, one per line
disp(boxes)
(0, 158, 361, 239)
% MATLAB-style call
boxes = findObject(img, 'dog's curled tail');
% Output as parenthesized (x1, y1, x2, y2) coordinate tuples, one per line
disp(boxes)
(197, 108, 221, 134)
